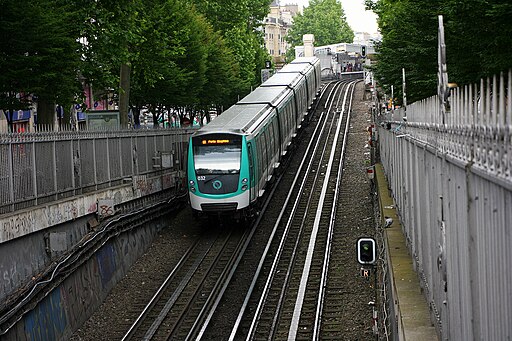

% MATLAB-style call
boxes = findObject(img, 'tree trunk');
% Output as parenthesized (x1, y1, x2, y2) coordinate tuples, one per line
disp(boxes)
(36, 98, 56, 130)
(119, 62, 131, 129)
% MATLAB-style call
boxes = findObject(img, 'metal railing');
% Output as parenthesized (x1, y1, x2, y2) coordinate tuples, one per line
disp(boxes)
(377, 70, 512, 340)
(0, 129, 194, 215)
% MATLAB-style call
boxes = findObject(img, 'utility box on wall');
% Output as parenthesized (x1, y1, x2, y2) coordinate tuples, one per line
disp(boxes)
(161, 151, 173, 168)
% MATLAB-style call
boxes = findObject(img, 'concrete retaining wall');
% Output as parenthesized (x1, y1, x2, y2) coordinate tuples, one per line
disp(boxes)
(3, 215, 169, 340)
(0, 171, 182, 301)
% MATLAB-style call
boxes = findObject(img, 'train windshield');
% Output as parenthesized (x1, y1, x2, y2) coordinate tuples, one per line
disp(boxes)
(193, 135, 242, 175)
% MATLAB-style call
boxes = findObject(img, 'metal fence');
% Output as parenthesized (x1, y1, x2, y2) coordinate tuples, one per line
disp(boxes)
(378, 70, 512, 340)
(0, 129, 194, 214)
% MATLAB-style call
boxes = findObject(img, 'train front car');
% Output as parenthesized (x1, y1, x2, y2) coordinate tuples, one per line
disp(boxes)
(188, 132, 250, 218)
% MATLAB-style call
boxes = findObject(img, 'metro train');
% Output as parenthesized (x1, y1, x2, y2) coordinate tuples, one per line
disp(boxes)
(187, 57, 321, 220)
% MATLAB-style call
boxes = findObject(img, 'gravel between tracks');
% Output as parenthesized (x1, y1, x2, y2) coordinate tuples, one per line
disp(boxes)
(71, 82, 376, 340)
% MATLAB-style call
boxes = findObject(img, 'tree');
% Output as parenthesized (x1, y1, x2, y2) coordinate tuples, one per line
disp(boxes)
(0, 0, 83, 130)
(0, 0, 34, 130)
(367, 0, 512, 102)
(129, 0, 207, 126)
(370, 0, 439, 103)
(286, 0, 354, 59)
(195, 21, 240, 119)
(191, 0, 271, 95)
(78, 0, 145, 127)
(1, 0, 275, 131)
(443, 0, 512, 84)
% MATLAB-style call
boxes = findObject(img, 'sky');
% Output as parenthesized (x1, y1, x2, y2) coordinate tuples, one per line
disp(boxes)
(284, 0, 379, 34)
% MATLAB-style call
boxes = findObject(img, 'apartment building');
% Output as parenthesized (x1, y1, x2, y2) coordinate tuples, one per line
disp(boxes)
(263, 2, 300, 65)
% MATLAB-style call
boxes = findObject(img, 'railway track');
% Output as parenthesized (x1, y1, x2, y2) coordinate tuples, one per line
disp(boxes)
(69, 79, 378, 341)
(119, 226, 250, 340)
(229, 80, 358, 340)
(99, 80, 361, 341)
(117, 135, 299, 340)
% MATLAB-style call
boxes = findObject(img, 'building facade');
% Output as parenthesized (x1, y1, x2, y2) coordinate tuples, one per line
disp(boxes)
(263, 2, 300, 65)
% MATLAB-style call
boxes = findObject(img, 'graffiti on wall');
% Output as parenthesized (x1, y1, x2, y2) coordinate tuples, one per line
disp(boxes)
(42, 201, 79, 226)
(96, 244, 117, 288)
(24, 288, 67, 340)
(162, 173, 177, 190)
(1, 214, 35, 241)
(97, 199, 114, 217)
(133, 175, 157, 196)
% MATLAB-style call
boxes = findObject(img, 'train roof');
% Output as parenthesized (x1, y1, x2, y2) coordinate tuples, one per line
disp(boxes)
(237, 85, 291, 106)
(260, 71, 304, 88)
(194, 103, 272, 135)
(278, 63, 313, 75)
(290, 56, 320, 66)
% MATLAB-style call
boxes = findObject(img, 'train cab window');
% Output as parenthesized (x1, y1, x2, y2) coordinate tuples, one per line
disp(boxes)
(193, 135, 242, 175)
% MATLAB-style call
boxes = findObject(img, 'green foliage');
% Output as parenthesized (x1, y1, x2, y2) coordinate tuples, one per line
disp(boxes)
(199, 26, 240, 110)
(131, 0, 206, 109)
(0, 0, 83, 122)
(287, 0, 354, 57)
(78, 0, 144, 92)
(443, 0, 512, 84)
(1, 0, 272, 126)
(191, 0, 272, 96)
(370, 0, 512, 103)
(371, 0, 439, 102)
(190, 0, 270, 33)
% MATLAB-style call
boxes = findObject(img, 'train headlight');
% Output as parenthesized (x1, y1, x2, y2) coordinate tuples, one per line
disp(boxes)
(241, 185, 248, 191)
(190, 186, 196, 192)
(189, 180, 195, 186)
(242, 178, 248, 184)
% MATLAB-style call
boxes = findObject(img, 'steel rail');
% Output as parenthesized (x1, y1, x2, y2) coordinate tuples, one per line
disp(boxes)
(261, 81, 350, 340)
(0, 195, 184, 336)
(227, 81, 344, 341)
(186, 227, 252, 340)
(246, 83, 341, 341)
(266, 82, 350, 340)
(312, 80, 358, 340)
(121, 237, 202, 340)
(145, 233, 228, 340)
(287, 82, 354, 340)
(121, 232, 220, 340)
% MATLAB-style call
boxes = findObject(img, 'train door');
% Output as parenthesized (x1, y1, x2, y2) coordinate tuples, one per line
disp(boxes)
(247, 142, 256, 202)
(268, 122, 276, 166)
(262, 129, 270, 181)
(255, 134, 266, 196)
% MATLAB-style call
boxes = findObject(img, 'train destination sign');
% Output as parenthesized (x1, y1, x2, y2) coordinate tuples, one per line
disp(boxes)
(201, 139, 231, 145)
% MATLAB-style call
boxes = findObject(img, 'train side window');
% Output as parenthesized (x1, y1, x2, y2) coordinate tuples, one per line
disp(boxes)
(256, 135, 264, 182)
(271, 120, 278, 155)
(269, 121, 276, 157)
(283, 107, 289, 141)
(266, 129, 271, 167)
(260, 132, 268, 175)
(288, 103, 294, 130)
(286, 106, 291, 135)
(280, 108, 285, 138)
(301, 85, 306, 112)
(276, 109, 284, 147)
